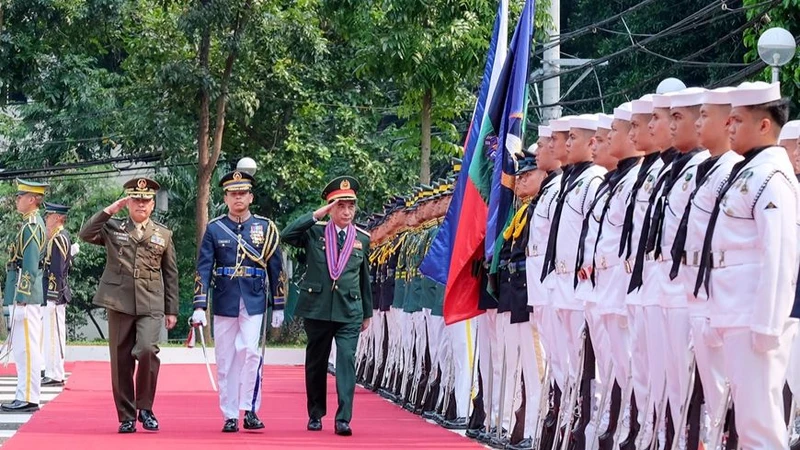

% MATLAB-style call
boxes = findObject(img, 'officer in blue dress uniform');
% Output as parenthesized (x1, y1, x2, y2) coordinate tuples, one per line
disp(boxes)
(193, 170, 286, 433)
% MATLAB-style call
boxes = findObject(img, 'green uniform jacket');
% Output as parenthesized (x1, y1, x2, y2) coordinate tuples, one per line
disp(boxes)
(79, 211, 179, 317)
(281, 212, 373, 324)
(4, 212, 46, 305)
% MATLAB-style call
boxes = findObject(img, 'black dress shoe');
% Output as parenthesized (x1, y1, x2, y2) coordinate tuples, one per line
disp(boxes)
(222, 418, 238, 432)
(334, 420, 352, 436)
(506, 437, 533, 450)
(442, 417, 469, 430)
(118, 420, 136, 434)
(137, 409, 159, 431)
(41, 377, 65, 387)
(0, 400, 39, 412)
(307, 418, 322, 431)
(243, 411, 264, 430)
(465, 426, 484, 439)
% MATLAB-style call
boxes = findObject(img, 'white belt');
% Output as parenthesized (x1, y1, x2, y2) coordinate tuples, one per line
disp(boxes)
(644, 251, 670, 262)
(682, 248, 761, 268)
(594, 254, 623, 271)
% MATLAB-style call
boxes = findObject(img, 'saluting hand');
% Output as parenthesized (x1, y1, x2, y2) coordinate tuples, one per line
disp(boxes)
(313, 199, 340, 221)
(104, 196, 131, 215)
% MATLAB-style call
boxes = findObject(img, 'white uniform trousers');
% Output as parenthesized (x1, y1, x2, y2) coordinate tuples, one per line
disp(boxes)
(213, 299, 263, 420)
(497, 311, 516, 431)
(410, 311, 427, 397)
(11, 304, 42, 404)
(602, 313, 631, 391)
(477, 310, 503, 427)
(643, 305, 668, 425)
(382, 307, 402, 386)
(663, 306, 692, 430)
(370, 310, 387, 385)
(785, 320, 800, 397)
(627, 305, 650, 427)
(535, 304, 568, 390)
(447, 318, 474, 418)
(399, 311, 415, 398)
(688, 315, 725, 440)
(425, 310, 444, 377)
(586, 303, 613, 413)
(519, 320, 544, 439)
(556, 308, 587, 383)
(43, 301, 66, 382)
(721, 324, 794, 450)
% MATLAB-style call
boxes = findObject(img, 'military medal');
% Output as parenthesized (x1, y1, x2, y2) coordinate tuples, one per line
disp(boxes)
(250, 223, 264, 245)
(324, 223, 356, 291)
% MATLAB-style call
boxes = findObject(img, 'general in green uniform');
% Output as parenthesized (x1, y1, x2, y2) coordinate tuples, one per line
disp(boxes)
(79, 178, 179, 434)
(281, 176, 372, 437)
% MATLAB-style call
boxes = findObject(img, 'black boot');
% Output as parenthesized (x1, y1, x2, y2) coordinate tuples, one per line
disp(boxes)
(243, 411, 265, 430)
(598, 381, 621, 450)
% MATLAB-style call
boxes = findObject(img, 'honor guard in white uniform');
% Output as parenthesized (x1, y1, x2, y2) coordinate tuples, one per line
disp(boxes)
(621, 94, 665, 445)
(669, 86, 742, 445)
(695, 81, 799, 449)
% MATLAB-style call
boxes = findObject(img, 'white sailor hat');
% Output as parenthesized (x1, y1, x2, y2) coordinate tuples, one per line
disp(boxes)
(569, 114, 599, 131)
(549, 116, 575, 132)
(702, 86, 738, 105)
(613, 102, 633, 122)
(668, 87, 707, 108)
(597, 113, 614, 130)
(779, 120, 800, 141)
(631, 94, 654, 115)
(730, 81, 782, 107)
(538, 125, 552, 138)
(652, 93, 672, 109)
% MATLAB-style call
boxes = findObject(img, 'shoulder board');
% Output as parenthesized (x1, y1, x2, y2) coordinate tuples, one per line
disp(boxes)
(151, 220, 169, 229)
(356, 226, 371, 237)
(253, 214, 272, 223)
(208, 215, 225, 224)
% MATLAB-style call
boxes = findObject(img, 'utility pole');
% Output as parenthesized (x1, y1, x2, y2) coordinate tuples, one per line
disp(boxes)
(541, 0, 561, 122)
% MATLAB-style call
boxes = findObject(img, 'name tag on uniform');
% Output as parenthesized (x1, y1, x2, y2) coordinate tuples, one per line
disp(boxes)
(217, 239, 231, 246)
(113, 232, 129, 242)
(150, 235, 166, 247)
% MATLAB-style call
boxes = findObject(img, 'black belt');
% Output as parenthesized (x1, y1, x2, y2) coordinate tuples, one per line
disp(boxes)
(215, 266, 266, 278)
(499, 260, 526, 274)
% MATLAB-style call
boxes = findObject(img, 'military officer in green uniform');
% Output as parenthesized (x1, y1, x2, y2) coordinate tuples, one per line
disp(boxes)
(79, 177, 179, 433)
(1, 179, 48, 412)
(281, 176, 372, 437)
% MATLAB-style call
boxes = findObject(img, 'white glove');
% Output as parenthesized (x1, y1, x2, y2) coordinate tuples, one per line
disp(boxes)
(271, 310, 284, 328)
(70, 242, 80, 257)
(701, 320, 724, 348)
(617, 314, 629, 329)
(751, 331, 780, 353)
(191, 309, 207, 326)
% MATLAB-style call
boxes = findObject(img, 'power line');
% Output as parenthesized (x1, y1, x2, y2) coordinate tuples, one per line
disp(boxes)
(0, 153, 164, 178)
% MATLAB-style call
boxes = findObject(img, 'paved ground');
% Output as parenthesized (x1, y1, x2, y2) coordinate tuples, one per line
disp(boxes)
(0, 375, 66, 446)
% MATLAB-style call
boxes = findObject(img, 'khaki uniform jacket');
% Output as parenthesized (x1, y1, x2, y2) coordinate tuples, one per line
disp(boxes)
(79, 211, 179, 316)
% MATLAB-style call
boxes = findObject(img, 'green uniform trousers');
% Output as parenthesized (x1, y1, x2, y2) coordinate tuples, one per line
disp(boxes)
(304, 318, 360, 423)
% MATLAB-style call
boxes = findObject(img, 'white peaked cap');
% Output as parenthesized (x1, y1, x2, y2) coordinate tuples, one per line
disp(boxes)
(702, 87, 737, 105)
(569, 114, 599, 131)
(730, 82, 782, 107)
(613, 102, 633, 122)
(779, 120, 800, 141)
(549, 115, 576, 132)
(597, 114, 614, 130)
(631, 94, 654, 115)
(668, 87, 707, 108)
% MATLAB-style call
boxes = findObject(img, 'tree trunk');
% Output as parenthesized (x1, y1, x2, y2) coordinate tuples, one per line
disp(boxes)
(419, 88, 432, 184)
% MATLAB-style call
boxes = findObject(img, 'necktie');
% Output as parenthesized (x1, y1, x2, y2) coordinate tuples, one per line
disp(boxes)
(135, 223, 144, 240)
(338, 230, 346, 250)
(647, 149, 700, 259)
(668, 156, 721, 280)
(574, 174, 613, 287)
(694, 146, 768, 297)
(619, 152, 661, 259)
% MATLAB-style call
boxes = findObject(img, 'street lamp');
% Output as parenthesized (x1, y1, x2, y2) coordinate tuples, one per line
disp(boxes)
(656, 78, 686, 94)
(757, 27, 796, 83)
(236, 157, 257, 175)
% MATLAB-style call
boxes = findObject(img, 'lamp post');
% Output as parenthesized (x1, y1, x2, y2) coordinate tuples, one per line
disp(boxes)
(236, 157, 257, 175)
(757, 27, 796, 83)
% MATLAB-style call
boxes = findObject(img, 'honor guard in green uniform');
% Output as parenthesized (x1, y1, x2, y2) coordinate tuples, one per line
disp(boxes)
(79, 177, 179, 433)
(42, 202, 73, 387)
(281, 176, 372, 436)
(1, 179, 48, 413)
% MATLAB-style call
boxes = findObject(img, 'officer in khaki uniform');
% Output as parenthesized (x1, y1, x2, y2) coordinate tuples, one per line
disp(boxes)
(79, 177, 179, 434)
(281, 176, 372, 437)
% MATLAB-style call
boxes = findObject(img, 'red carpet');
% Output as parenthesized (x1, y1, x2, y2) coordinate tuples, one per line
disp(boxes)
(2, 361, 482, 449)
